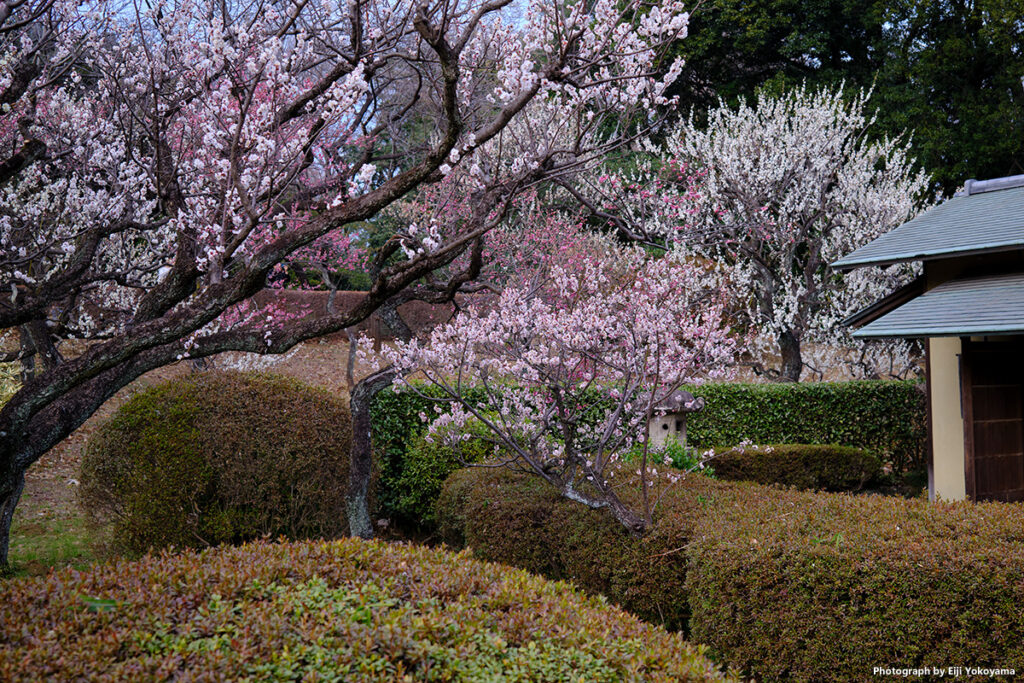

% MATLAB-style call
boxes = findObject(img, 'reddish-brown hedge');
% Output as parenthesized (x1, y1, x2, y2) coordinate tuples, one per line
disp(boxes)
(0, 539, 732, 682)
(685, 486, 1024, 681)
(437, 468, 720, 631)
(710, 443, 881, 491)
(437, 468, 1024, 681)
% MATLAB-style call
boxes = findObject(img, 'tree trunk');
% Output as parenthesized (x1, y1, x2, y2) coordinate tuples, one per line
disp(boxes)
(605, 496, 648, 535)
(562, 482, 648, 535)
(346, 368, 396, 539)
(0, 469, 25, 574)
(17, 326, 35, 383)
(376, 304, 413, 341)
(779, 329, 803, 382)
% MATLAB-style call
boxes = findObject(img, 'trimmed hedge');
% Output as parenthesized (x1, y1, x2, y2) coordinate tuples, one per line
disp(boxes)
(686, 487, 1024, 681)
(0, 538, 733, 682)
(373, 381, 927, 519)
(437, 468, 1024, 681)
(685, 380, 926, 474)
(710, 443, 882, 491)
(437, 468, 717, 631)
(80, 371, 352, 555)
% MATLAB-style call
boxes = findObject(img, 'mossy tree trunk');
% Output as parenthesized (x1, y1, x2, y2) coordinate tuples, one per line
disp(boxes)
(0, 469, 24, 573)
(347, 368, 396, 539)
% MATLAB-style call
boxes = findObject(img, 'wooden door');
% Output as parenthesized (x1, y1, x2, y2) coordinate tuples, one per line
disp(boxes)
(962, 341, 1024, 502)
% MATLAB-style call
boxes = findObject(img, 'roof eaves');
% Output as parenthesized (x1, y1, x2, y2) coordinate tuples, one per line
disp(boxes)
(853, 325, 1024, 339)
(840, 275, 926, 327)
(832, 243, 1024, 270)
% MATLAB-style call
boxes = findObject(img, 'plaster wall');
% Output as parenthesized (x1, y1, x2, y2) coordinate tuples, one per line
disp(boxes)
(929, 336, 966, 501)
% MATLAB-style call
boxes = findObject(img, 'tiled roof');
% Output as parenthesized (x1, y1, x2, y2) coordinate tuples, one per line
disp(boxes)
(853, 272, 1024, 338)
(833, 182, 1024, 269)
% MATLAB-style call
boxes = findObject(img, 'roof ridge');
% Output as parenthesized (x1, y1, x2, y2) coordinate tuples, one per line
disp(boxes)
(958, 174, 1024, 196)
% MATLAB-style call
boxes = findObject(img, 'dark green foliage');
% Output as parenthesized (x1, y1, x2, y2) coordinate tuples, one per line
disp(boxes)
(370, 384, 482, 523)
(670, 0, 888, 115)
(437, 468, 1024, 681)
(392, 420, 499, 527)
(710, 443, 881, 490)
(684, 380, 926, 474)
(0, 538, 733, 682)
(374, 381, 927, 524)
(79, 372, 352, 556)
(671, 0, 1024, 196)
(874, 0, 1024, 195)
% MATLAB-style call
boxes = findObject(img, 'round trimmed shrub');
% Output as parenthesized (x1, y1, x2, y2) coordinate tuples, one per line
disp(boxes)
(0, 538, 733, 682)
(79, 371, 352, 555)
(709, 443, 881, 491)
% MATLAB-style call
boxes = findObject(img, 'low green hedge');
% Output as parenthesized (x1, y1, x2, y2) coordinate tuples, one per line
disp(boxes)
(373, 381, 926, 522)
(710, 443, 882, 491)
(684, 380, 925, 473)
(0, 539, 732, 682)
(437, 468, 1024, 681)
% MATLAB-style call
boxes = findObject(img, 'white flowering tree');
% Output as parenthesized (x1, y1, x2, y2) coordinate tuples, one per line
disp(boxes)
(672, 86, 930, 380)
(0, 0, 691, 569)
(385, 249, 735, 533)
(574, 86, 931, 381)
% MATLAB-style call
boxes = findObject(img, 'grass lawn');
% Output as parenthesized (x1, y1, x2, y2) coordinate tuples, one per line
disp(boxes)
(8, 505, 96, 577)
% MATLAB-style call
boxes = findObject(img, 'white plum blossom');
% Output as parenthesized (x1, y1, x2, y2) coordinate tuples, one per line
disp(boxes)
(659, 86, 930, 380)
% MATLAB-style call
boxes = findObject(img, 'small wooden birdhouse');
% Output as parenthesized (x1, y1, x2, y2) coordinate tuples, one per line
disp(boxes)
(648, 390, 705, 450)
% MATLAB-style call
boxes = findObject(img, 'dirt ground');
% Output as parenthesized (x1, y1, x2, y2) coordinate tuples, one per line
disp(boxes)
(9, 337, 383, 575)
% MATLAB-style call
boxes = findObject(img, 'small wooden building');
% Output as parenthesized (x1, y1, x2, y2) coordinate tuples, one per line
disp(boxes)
(836, 174, 1024, 502)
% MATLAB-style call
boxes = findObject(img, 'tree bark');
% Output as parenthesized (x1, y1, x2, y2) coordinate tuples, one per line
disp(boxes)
(376, 303, 413, 341)
(779, 329, 803, 382)
(0, 469, 25, 574)
(346, 367, 396, 539)
(604, 495, 648, 535)
(17, 325, 35, 383)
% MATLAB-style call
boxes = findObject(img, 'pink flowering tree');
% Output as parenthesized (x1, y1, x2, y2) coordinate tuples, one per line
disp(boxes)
(0, 0, 691, 568)
(385, 249, 735, 533)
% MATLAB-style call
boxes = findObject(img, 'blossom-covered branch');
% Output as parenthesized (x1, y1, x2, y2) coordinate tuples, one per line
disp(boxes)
(385, 249, 734, 532)
(0, 0, 691, 568)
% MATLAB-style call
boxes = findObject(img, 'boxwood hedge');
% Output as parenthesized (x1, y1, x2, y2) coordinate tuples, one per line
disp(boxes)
(436, 468, 1024, 681)
(0, 538, 732, 682)
(685, 380, 926, 474)
(80, 371, 353, 555)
